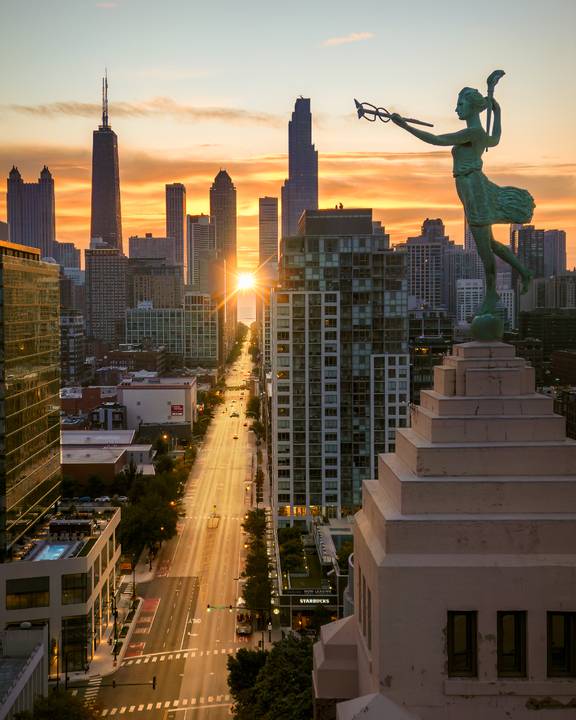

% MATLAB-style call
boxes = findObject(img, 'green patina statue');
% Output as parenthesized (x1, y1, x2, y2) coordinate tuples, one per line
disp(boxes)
(357, 72, 535, 341)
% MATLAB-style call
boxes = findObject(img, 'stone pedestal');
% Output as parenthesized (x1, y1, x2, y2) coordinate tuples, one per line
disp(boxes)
(313, 342, 576, 720)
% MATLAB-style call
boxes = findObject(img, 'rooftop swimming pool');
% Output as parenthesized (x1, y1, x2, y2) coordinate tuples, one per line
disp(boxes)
(31, 542, 76, 561)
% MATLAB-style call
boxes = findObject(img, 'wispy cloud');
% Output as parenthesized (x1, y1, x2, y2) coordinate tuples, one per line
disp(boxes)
(322, 31, 374, 47)
(95, 2, 117, 8)
(3, 98, 282, 127)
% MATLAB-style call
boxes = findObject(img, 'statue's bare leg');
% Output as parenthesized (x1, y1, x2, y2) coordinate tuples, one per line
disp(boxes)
(490, 236, 533, 294)
(470, 224, 499, 314)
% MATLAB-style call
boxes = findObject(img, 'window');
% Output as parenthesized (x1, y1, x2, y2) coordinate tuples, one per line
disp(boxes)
(497, 612, 526, 677)
(447, 611, 477, 677)
(62, 573, 90, 605)
(6, 577, 49, 610)
(548, 612, 576, 677)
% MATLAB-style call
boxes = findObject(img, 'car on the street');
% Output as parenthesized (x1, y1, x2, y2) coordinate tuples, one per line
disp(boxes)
(79, 496, 91, 503)
(230, 412, 239, 418)
(95, 496, 111, 503)
(233, 435, 238, 440)
(116, 495, 129, 503)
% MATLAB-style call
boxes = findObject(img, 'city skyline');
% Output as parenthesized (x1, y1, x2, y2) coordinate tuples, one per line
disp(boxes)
(1, 0, 575, 270)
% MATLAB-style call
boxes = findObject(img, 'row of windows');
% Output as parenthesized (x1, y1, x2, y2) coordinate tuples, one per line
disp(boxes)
(447, 611, 576, 678)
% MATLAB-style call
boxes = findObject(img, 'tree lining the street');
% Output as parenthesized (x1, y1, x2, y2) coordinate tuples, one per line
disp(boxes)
(227, 323, 249, 364)
(241, 509, 272, 619)
(227, 636, 313, 720)
(248, 321, 260, 363)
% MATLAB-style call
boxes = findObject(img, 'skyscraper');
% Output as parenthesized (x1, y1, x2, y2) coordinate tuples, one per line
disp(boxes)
(166, 183, 186, 279)
(90, 76, 122, 251)
(186, 214, 216, 290)
(6, 166, 56, 258)
(0, 241, 61, 559)
(210, 170, 237, 355)
(281, 98, 318, 238)
(401, 218, 453, 310)
(209, 170, 237, 269)
(258, 196, 279, 280)
(271, 209, 409, 525)
(85, 240, 127, 346)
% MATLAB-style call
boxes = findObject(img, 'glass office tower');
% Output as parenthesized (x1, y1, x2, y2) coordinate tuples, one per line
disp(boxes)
(0, 241, 61, 560)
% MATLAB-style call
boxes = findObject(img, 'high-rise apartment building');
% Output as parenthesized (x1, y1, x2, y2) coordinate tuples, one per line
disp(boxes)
(271, 209, 409, 525)
(166, 183, 186, 279)
(90, 76, 122, 251)
(85, 241, 127, 345)
(6, 166, 56, 258)
(281, 98, 318, 238)
(515, 225, 567, 279)
(55, 241, 81, 269)
(401, 219, 453, 310)
(0, 241, 61, 559)
(259, 197, 279, 279)
(60, 311, 87, 386)
(186, 214, 216, 290)
(125, 292, 223, 368)
(127, 257, 183, 309)
(128, 234, 176, 265)
(457, 278, 515, 329)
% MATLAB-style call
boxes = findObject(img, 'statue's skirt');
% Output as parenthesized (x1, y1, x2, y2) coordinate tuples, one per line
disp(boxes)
(455, 170, 535, 226)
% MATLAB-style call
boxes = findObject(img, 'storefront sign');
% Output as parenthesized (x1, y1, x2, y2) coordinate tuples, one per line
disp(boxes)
(298, 598, 331, 604)
(171, 404, 184, 416)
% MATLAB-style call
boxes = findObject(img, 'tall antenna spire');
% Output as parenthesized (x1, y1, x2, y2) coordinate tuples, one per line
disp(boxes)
(102, 69, 109, 127)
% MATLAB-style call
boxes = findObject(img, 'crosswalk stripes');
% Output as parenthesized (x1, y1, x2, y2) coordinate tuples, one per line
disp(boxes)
(121, 647, 236, 666)
(84, 675, 102, 705)
(99, 695, 231, 715)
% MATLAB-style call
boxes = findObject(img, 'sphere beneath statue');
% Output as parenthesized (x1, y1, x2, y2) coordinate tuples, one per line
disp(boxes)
(471, 313, 504, 342)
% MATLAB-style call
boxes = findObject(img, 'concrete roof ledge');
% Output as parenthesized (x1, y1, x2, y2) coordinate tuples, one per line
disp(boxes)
(336, 693, 421, 720)
(318, 615, 358, 651)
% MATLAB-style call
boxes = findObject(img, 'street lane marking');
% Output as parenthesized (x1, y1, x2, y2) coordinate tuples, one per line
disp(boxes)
(137, 705, 143, 711)
(129, 706, 135, 712)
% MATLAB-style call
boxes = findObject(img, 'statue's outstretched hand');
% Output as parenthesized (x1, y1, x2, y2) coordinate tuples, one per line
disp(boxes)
(390, 113, 408, 128)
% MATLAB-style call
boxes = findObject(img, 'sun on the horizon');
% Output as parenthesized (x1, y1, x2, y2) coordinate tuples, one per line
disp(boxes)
(237, 272, 255, 291)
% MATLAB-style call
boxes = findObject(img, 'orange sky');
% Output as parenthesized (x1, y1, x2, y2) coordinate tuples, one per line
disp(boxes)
(2, 1, 575, 270)
(1, 143, 574, 271)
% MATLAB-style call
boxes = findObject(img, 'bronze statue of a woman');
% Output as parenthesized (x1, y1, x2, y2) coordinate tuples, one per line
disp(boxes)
(385, 74, 534, 340)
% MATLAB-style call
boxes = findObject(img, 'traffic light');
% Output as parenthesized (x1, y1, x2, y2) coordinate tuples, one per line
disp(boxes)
(112, 680, 116, 689)
(207, 604, 211, 612)
(152, 675, 157, 690)
(229, 605, 233, 612)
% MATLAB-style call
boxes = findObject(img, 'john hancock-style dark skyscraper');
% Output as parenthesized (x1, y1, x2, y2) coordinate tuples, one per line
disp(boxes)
(90, 75, 122, 251)
(281, 97, 318, 238)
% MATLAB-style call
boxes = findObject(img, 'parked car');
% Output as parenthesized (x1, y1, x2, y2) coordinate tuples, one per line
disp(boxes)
(79, 496, 91, 503)
(116, 496, 129, 503)
(230, 412, 239, 418)
(95, 496, 111, 503)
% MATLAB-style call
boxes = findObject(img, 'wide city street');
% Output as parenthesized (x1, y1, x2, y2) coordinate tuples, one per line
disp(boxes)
(86, 346, 255, 718)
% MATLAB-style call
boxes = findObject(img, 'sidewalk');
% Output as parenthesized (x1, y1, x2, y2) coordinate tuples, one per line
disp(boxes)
(64, 551, 160, 684)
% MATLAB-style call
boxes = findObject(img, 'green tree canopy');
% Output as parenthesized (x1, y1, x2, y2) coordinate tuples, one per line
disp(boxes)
(227, 637, 313, 720)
